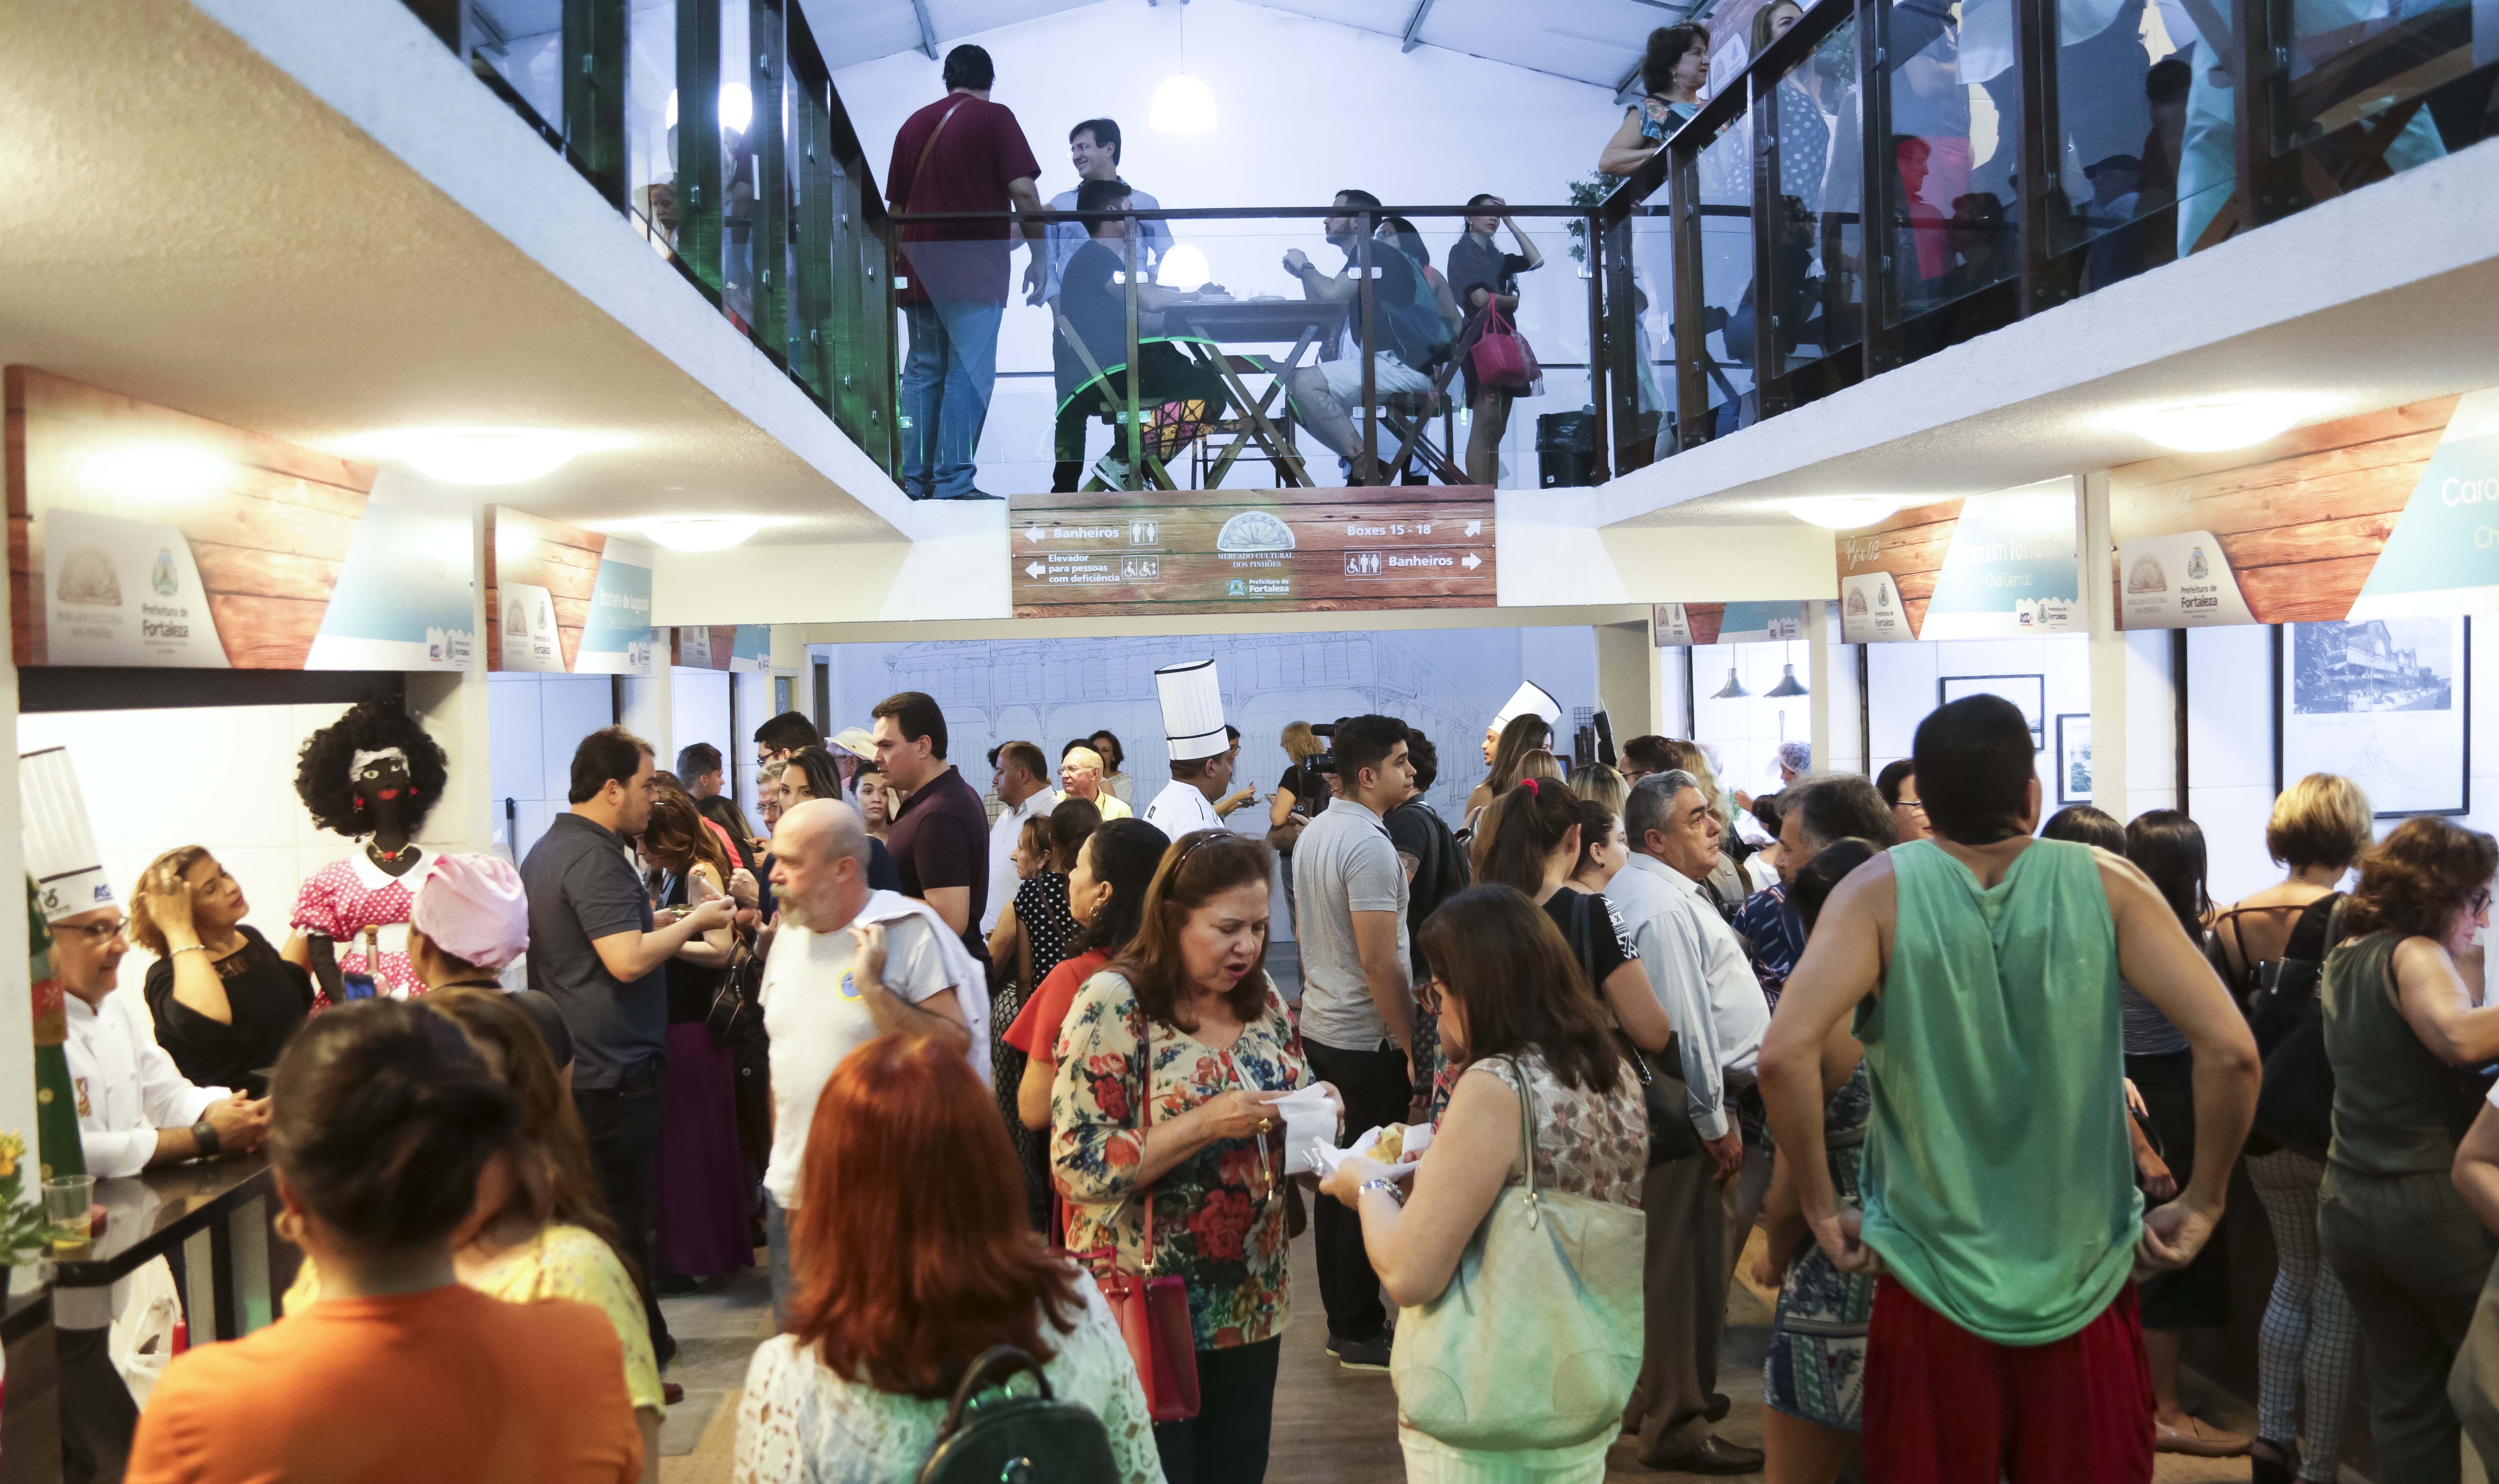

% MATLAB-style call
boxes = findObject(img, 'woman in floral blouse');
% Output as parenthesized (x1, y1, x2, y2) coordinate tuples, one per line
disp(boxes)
(1053, 830, 1338, 1484)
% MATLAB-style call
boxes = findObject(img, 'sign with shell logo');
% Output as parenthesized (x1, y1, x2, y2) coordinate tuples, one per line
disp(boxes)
(1008, 487, 1496, 617)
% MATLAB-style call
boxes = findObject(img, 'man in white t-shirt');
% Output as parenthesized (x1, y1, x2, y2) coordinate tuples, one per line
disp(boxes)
(758, 798, 968, 1323)
(982, 741, 1057, 936)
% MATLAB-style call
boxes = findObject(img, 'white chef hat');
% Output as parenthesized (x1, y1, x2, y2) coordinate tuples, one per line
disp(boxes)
(1490, 681, 1562, 734)
(20, 748, 115, 924)
(1156, 659, 1230, 762)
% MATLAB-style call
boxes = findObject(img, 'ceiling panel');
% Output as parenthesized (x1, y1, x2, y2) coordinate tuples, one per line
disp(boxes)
(807, 0, 1697, 94)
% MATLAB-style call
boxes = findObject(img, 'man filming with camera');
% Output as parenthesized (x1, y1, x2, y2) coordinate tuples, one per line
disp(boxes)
(1289, 715, 1417, 1372)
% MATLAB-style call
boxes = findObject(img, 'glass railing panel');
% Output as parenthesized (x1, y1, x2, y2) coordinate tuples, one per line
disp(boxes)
(1880, 0, 2019, 323)
(1689, 108, 1757, 442)
(1764, 14, 1866, 382)
(468, 0, 567, 133)
(2043, 0, 2191, 286)
(718, 0, 762, 332)
(2274, 0, 2492, 184)
(786, 75, 836, 405)
(624, 0, 680, 250)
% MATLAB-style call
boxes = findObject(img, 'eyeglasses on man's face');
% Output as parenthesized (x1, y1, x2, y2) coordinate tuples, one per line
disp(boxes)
(59, 917, 129, 945)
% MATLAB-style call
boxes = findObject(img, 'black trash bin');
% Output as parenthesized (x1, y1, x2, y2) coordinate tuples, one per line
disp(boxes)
(1536, 410, 1597, 488)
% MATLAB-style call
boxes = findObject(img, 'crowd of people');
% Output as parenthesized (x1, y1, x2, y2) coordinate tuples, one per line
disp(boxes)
(884, 43, 1550, 498)
(55, 677, 2499, 1484)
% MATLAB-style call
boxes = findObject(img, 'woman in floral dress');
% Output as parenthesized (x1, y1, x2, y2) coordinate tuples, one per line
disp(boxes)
(1053, 830, 1339, 1484)
(1753, 839, 1883, 1484)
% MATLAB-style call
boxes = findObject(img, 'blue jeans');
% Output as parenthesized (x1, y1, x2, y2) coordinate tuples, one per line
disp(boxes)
(900, 296, 1004, 499)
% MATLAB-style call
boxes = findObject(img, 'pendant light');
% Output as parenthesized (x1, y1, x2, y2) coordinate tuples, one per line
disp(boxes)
(1764, 640, 1808, 697)
(1151, 3, 1218, 133)
(1711, 663, 1750, 700)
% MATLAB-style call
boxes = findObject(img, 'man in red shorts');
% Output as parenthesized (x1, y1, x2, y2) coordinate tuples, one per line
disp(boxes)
(1760, 696, 2261, 1482)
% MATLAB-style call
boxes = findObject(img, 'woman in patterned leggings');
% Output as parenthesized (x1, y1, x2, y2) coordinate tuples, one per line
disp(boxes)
(2212, 775, 2377, 1484)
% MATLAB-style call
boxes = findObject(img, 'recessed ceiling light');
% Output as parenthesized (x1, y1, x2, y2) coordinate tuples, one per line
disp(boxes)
(642, 516, 766, 553)
(1787, 496, 1904, 529)
(2120, 395, 2317, 452)
(353, 428, 607, 485)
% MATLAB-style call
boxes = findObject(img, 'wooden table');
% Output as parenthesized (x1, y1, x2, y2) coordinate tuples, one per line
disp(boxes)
(1169, 299, 1348, 488)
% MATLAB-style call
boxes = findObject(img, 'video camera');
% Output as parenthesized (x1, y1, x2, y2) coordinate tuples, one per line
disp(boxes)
(1308, 722, 1336, 776)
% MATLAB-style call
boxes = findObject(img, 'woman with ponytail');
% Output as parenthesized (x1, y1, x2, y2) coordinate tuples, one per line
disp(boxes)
(129, 1000, 645, 1484)
(1476, 777, 1674, 1059)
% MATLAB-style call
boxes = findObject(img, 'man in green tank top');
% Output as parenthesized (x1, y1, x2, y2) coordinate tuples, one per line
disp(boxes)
(1761, 695, 2260, 1483)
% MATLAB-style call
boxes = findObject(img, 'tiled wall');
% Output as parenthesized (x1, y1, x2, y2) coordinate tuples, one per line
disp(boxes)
(487, 673, 615, 865)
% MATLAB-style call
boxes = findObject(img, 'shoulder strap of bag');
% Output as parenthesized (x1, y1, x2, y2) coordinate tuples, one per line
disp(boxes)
(904, 98, 973, 215)
(1505, 1056, 1541, 1207)
(1128, 990, 1157, 1270)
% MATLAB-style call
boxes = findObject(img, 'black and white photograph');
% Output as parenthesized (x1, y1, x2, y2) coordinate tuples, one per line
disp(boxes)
(2282, 616, 2469, 816)
(2056, 714, 2093, 804)
(1940, 673, 2046, 752)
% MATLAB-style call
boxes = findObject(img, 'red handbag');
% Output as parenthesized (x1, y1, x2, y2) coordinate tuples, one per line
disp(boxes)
(1470, 304, 1535, 390)
(1081, 1009, 1201, 1422)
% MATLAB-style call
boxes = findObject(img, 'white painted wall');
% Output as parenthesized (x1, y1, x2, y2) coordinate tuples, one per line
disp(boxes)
(832, 0, 1625, 494)
(1865, 633, 2096, 816)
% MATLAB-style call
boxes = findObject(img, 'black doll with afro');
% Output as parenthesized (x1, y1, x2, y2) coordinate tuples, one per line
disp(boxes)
(293, 700, 449, 838)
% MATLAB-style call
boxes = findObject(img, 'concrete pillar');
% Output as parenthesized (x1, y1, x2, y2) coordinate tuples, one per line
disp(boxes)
(1595, 621, 1655, 751)
(2081, 470, 2130, 814)
(619, 651, 673, 762)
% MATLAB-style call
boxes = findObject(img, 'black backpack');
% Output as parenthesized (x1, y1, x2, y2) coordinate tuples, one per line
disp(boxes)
(2245, 894, 2345, 1161)
(917, 1347, 1121, 1484)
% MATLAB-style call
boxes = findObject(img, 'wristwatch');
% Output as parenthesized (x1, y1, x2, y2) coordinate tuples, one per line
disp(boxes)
(191, 1119, 221, 1159)
(1360, 1175, 1406, 1207)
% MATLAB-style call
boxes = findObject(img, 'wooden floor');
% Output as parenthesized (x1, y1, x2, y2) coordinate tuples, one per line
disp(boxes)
(654, 1227, 2289, 1483)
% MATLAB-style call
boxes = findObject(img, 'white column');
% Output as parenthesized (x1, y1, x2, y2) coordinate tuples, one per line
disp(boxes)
(1808, 599, 1833, 775)
(0, 625, 37, 1161)
(619, 649, 673, 762)
(2081, 470, 2131, 814)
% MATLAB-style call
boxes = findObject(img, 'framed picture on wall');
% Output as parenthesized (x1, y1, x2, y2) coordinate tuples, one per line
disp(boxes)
(1939, 674, 2047, 752)
(2280, 616, 2469, 817)
(2055, 714, 2093, 804)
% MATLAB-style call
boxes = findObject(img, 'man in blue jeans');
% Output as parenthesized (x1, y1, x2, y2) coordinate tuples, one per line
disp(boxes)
(884, 44, 1046, 500)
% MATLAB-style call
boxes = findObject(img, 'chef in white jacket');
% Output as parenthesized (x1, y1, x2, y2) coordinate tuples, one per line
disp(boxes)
(1142, 659, 1235, 839)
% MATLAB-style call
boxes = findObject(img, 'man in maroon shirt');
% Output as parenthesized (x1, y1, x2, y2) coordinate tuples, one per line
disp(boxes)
(868, 690, 993, 966)
(885, 45, 1046, 501)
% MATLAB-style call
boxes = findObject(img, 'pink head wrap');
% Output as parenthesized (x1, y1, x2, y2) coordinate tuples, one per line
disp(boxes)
(411, 853, 530, 971)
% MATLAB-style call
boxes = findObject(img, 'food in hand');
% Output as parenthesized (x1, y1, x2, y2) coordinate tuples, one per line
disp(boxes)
(1373, 1124, 1408, 1163)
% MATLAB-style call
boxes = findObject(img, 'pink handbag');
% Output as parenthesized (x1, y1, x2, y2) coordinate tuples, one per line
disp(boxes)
(1470, 304, 1536, 390)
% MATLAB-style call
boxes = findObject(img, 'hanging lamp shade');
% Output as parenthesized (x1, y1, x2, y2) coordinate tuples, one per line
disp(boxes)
(1151, 73, 1219, 133)
(1765, 663, 1808, 698)
(1712, 665, 1751, 700)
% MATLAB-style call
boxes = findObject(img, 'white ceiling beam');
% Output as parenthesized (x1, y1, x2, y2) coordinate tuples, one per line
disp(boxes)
(1399, 0, 1437, 52)
(909, 0, 938, 59)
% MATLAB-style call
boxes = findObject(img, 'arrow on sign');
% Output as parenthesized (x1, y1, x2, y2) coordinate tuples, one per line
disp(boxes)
(1464, 520, 1482, 537)
(1025, 562, 1046, 578)
(1462, 552, 1482, 571)
(1025, 526, 1046, 543)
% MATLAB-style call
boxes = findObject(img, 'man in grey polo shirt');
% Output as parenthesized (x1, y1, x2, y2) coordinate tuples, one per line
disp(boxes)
(1289, 713, 1417, 1370)
(522, 724, 734, 1362)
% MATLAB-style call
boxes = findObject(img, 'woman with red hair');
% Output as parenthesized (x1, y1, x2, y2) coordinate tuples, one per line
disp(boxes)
(732, 1034, 1163, 1483)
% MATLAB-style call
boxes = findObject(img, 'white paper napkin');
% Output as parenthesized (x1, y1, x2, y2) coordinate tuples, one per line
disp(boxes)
(1307, 1121, 1435, 1178)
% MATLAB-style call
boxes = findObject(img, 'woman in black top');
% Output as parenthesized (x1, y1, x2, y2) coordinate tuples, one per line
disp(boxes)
(1445, 195, 1545, 486)
(1269, 722, 1335, 933)
(642, 789, 748, 1283)
(134, 847, 312, 1099)
(1472, 779, 1673, 1057)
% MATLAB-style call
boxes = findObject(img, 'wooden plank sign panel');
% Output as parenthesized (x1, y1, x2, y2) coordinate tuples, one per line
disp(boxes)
(5, 366, 476, 671)
(1009, 487, 1497, 618)
(2110, 397, 2465, 628)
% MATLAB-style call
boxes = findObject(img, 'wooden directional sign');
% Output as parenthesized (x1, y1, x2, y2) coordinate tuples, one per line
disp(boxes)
(1009, 487, 1497, 618)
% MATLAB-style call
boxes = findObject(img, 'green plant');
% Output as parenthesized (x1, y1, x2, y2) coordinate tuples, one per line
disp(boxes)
(1565, 173, 1616, 265)
(0, 1133, 57, 1267)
